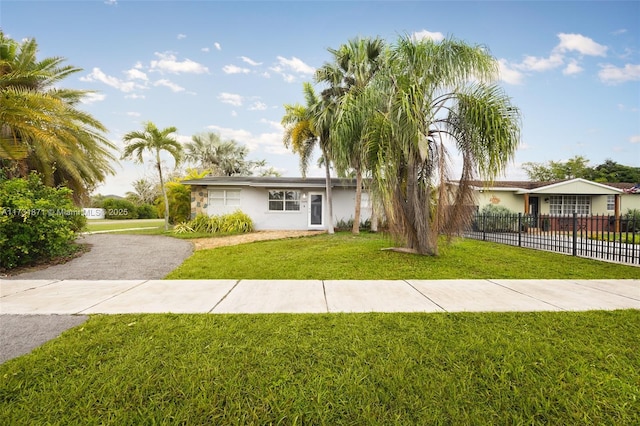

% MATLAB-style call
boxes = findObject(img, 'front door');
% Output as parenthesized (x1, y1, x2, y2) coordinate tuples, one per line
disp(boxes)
(529, 196, 539, 216)
(308, 192, 323, 228)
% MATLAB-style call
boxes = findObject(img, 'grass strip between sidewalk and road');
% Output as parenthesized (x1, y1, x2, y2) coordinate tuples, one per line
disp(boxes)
(1, 311, 638, 424)
(166, 232, 640, 279)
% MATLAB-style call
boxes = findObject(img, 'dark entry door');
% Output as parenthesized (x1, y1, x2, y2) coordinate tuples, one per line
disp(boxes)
(529, 196, 539, 216)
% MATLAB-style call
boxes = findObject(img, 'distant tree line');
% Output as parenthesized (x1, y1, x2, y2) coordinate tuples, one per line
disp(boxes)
(523, 156, 640, 183)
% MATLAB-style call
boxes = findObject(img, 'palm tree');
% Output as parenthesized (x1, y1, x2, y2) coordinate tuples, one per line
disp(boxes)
(362, 36, 521, 255)
(122, 122, 183, 231)
(184, 132, 267, 176)
(282, 82, 335, 234)
(316, 37, 384, 234)
(0, 32, 116, 202)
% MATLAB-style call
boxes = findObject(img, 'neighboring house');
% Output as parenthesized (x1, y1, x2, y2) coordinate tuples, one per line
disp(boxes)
(181, 176, 371, 231)
(468, 178, 640, 232)
(469, 178, 640, 216)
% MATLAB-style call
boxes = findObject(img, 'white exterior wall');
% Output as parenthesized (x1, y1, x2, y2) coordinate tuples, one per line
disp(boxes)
(621, 194, 640, 212)
(203, 185, 371, 231)
(473, 190, 523, 213)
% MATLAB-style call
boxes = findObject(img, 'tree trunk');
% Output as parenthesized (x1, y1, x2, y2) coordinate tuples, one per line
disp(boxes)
(352, 167, 362, 234)
(157, 152, 170, 232)
(370, 201, 379, 232)
(322, 146, 335, 235)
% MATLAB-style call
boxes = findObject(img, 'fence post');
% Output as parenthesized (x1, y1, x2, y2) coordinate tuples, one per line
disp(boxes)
(518, 213, 522, 247)
(572, 212, 578, 257)
(482, 214, 486, 241)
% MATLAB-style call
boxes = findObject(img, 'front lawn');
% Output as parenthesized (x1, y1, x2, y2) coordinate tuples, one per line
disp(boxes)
(1, 311, 637, 424)
(166, 232, 640, 279)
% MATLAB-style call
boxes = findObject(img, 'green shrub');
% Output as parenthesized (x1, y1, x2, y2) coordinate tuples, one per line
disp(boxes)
(477, 204, 518, 232)
(0, 174, 86, 269)
(623, 208, 640, 232)
(136, 203, 158, 219)
(102, 198, 138, 219)
(175, 210, 253, 235)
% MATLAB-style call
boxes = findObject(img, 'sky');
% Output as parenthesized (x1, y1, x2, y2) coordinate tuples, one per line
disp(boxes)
(2, 0, 639, 196)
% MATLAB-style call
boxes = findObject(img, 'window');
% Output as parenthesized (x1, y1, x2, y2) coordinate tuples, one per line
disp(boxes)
(549, 195, 591, 215)
(607, 195, 615, 211)
(208, 189, 240, 206)
(268, 190, 300, 211)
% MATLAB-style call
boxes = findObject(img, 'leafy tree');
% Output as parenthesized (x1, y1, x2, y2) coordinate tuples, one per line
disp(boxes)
(122, 122, 182, 231)
(0, 32, 116, 203)
(522, 155, 592, 181)
(591, 159, 640, 183)
(282, 83, 336, 234)
(157, 168, 209, 224)
(317, 37, 384, 234)
(184, 132, 268, 176)
(361, 36, 521, 255)
(125, 178, 160, 205)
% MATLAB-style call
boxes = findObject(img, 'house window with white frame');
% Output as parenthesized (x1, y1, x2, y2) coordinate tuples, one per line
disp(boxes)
(549, 195, 591, 215)
(208, 189, 240, 207)
(606, 195, 615, 211)
(268, 190, 300, 211)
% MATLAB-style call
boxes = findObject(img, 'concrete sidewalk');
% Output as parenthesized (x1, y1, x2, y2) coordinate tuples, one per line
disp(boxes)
(1, 279, 639, 314)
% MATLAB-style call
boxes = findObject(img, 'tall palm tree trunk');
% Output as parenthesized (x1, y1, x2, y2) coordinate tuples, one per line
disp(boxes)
(352, 167, 362, 234)
(156, 150, 170, 232)
(322, 146, 335, 234)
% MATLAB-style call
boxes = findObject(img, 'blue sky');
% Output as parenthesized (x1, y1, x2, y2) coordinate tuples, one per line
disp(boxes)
(2, 0, 639, 196)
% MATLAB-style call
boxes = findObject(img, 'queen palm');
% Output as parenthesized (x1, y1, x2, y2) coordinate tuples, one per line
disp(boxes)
(362, 36, 521, 255)
(122, 122, 182, 231)
(282, 82, 335, 234)
(316, 37, 384, 234)
(0, 32, 116, 202)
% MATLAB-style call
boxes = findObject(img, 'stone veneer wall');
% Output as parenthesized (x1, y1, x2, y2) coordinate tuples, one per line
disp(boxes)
(191, 188, 208, 219)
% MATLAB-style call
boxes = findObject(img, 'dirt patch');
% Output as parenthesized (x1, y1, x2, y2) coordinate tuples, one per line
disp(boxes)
(191, 230, 325, 250)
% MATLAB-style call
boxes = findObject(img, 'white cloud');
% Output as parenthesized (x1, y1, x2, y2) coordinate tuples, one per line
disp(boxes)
(206, 124, 287, 154)
(612, 29, 627, 36)
(411, 29, 445, 42)
(516, 53, 563, 72)
(498, 59, 524, 85)
(222, 64, 250, 74)
(133, 61, 144, 69)
(153, 79, 185, 92)
(249, 101, 267, 111)
(598, 63, 640, 84)
(275, 56, 315, 74)
(231, 110, 238, 117)
(126, 111, 141, 117)
(260, 119, 283, 131)
(555, 33, 608, 56)
(150, 52, 209, 74)
(201, 47, 210, 53)
(80, 92, 106, 104)
(240, 56, 262, 66)
(125, 68, 148, 81)
(104, 0, 117, 5)
(177, 34, 186, 40)
(562, 59, 583, 76)
(630, 135, 640, 144)
(125, 93, 145, 100)
(218, 92, 243, 106)
(214, 42, 222, 51)
(80, 67, 140, 92)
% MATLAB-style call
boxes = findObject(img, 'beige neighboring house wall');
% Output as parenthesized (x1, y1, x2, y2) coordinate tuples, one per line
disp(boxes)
(470, 178, 639, 216)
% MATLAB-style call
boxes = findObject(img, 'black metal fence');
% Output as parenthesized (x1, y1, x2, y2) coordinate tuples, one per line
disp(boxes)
(464, 213, 640, 265)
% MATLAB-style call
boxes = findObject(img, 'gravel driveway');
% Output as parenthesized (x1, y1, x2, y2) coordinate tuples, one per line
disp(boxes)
(1, 234, 194, 364)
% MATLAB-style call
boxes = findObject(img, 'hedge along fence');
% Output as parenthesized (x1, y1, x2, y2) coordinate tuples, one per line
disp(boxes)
(174, 210, 253, 234)
(0, 174, 86, 269)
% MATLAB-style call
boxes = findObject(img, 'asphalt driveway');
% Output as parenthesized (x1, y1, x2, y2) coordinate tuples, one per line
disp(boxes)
(1, 234, 194, 363)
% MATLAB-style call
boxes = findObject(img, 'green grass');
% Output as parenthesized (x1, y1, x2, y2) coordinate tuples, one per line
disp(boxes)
(1, 311, 637, 424)
(85, 219, 165, 233)
(166, 232, 640, 279)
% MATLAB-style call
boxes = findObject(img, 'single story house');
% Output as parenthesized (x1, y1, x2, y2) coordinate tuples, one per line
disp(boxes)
(181, 176, 371, 231)
(470, 178, 640, 216)
(469, 178, 640, 231)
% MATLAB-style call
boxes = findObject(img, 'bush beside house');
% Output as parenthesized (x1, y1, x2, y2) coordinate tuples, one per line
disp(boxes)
(0, 174, 86, 269)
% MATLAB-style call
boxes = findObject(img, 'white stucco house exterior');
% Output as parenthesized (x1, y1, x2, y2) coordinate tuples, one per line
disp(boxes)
(181, 176, 371, 231)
